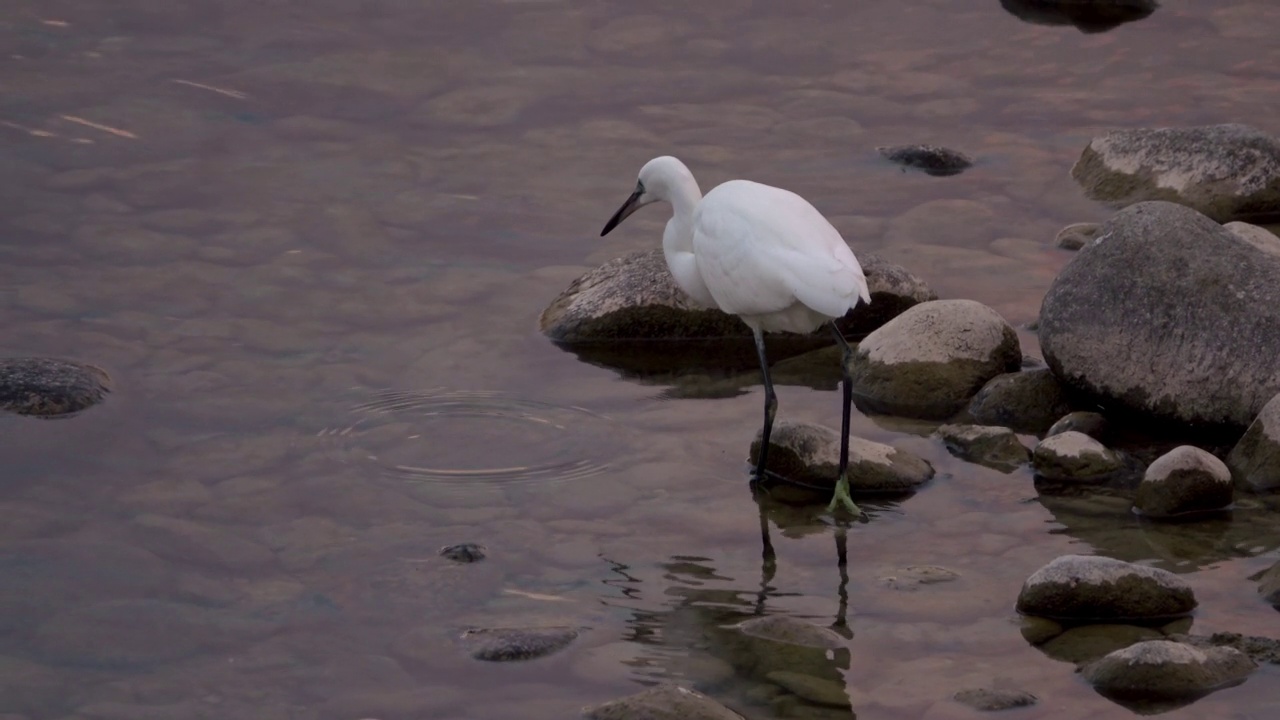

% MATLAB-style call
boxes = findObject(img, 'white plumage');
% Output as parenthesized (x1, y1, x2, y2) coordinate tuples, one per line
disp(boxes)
(600, 156, 870, 515)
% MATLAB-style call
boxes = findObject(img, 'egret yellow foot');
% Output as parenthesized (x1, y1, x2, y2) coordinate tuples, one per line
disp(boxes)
(827, 474, 862, 516)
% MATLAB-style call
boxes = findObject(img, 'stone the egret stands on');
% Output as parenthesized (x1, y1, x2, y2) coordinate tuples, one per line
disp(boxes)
(600, 156, 871, 514)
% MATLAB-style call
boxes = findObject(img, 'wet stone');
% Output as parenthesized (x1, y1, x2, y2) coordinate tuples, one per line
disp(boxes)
(935, 424, 1028, 472)
(733, 615, 846, 650)
(1055, 222, 1102, 250)
(1047, 411, 1109, 441)
(766, 671, 850, 708)
(968, 368, 1078, 434)
(1038, 624, 1164, 665)
(1016, 554, 1197, 622)
(1081, 640, 1256, 705)
(749, 420, 934, 494)
(878, 144, 973, 177)
(880, 564, 961, 591)
(1175, 631, 1280, 665)
(1000, 0, 1159, 33)
(440, 543, 487, 563)
(848, 299, 1022, 420)
(0, 357, 111, 417)
(1134, 445, 1233, 518)
(461, 625, 579, 662)
(953, 688, 1038, 711)
(1031, 431, 1124, 482)
(1227, 392, 1280, 491)
(583, 683, 744, 720)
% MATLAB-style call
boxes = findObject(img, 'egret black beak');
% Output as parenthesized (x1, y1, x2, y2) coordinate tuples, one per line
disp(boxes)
(601, 187, 645, 236)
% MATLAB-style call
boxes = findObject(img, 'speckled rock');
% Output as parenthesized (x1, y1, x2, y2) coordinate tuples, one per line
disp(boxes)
(0, 357, 111, 417)
(1082, 640, 1255, 702)
(1134, 446, 1233, 517)
(968, 368, 1077, 434)
(1000, 0, 1158, 33)
(539, 249, 933, 342)
(732, 615, 845, 650)
(461, 626, 579, 661)
(749, 420, 934, 493)
(877, 144, 973, 177)
(1047, 411, 1109, 440)
(1071, 124, 1280, 221)
(848, 299, 1021, 419)
(1054, 222, 1101, 250)
(1040, 201, 1280, 429)
(1227, 393, 1280, 491)
(1016, 554, 1197, 622)
(583, 683, 744, 720)
(935, 424, 1029, 472)
(953, 688, 1038, 711)
(1176, 631, 1280, 665)
(1031, 431, 1124, 482)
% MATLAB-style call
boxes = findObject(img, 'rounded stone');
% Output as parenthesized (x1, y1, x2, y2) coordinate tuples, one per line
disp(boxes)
(1047, 411, 1109, 440)
(1000, 0, 1158, 33)
(460, 626, 579, 662)
(583, 683, 743, 720)
(877, 144, 973, 177)
(953, 688, 1038, 711)
(1031, 431, 1124, 482)
(848, 299, 1021, 420)
(1134, 446, 1233, 518)
(1082, 640, 1256, 702)
(935, 424, 1029, 472)
(967, 368, 1077, 434)
(1055, 222, 1101, 251)
(1016, 554, 1197, 622)
(1227, 393, 1280, 491)
(0, 357, 111, 417)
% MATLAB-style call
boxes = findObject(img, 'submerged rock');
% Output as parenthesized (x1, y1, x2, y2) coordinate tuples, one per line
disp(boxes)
(766, 671, 850, 708)
(968, 368, 1077, 434)
(461, 625, 579, 661)
(1254, 561, 1280, 608)
(732, 615, 845, 650)
(1176, 631, 1280, 665)
(1134, 446, 1233, 518)
(1054, 222, 1101, 250)
(935, 424, 1029, 472)
(539, 249, 933, 342)
(1016, 554, 1197, 622)
(1038, 624, 1164, 665)
(1081, 640, 1255, 704)
(1047, 411, 1109, 441)
(1039, 201, 1280, 429)
(1070, 124, 1280, 222)
(439, 543, 486, 563)
(1227, 393, 1280, 491)
(749, 420, 933, 493)
(848, 299, 1021, 420)
(1031, 431, 1124, 482)
(583, 683, 744, 720)
(877, 144, 973, 177)
(953, 687, 1038, 711)
(1000, 0, 1159, 34)
(0, 357, 111, 417)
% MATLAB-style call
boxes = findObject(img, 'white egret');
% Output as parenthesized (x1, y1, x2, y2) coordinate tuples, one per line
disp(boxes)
(600, 156, 871, 515)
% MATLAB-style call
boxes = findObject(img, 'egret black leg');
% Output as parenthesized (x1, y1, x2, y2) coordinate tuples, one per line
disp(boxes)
(751, 327, 777, 486)
(827, 323, 861, 515)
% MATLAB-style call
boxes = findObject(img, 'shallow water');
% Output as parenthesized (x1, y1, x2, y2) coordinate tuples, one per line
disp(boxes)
(4, 1, 1280, 718)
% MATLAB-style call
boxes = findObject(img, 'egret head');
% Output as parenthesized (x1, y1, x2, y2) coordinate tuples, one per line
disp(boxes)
(600, 156, 696, 236)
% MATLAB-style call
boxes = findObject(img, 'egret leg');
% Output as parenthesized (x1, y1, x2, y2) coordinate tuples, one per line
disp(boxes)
(751, 328, 778, 486)
(827, 323, 861, 516)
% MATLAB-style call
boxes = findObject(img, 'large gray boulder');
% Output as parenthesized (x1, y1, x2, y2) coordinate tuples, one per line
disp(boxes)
(1071, 124, 1280, 222)
(1227, 393, 1280, 491)
(540, 249, 933, 342)
(1039, 201, 1280, 429)
(848, 299, 1021, 419)
(1016, 555, 1197, 622)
